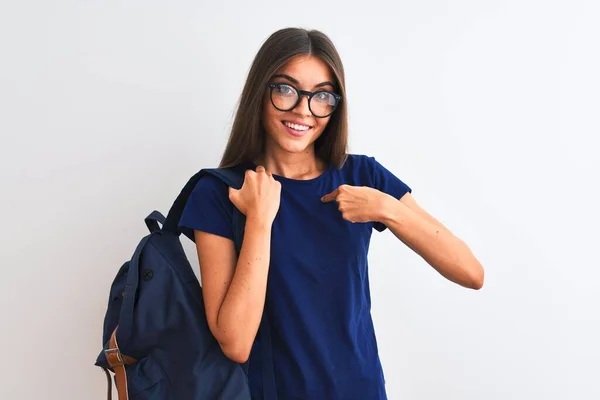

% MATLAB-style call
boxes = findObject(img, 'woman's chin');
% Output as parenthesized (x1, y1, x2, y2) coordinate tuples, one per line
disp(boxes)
(283, 142, 311, 154)
(273, 137, 312, 154)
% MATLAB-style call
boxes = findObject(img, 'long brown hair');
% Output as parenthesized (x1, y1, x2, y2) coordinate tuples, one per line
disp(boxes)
(219, 28, 349, 169)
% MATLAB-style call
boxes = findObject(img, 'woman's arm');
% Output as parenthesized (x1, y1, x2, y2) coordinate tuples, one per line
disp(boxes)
(322, 186, 484, 290)
(195, 166, 281, 363)
(195, 216, 272, 363)
(378, 192, 484, 290)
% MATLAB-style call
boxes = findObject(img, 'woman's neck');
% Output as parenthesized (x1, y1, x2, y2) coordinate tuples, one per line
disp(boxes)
(257, 148, 326, 180)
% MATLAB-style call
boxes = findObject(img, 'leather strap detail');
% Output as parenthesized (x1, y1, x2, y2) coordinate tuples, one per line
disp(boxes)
(104, 327, 136, 400)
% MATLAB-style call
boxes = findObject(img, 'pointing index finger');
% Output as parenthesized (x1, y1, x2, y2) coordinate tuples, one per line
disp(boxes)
(321, 188, 339, 203)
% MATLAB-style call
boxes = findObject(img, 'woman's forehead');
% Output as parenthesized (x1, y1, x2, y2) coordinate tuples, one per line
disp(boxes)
(275, 55, 333, 88)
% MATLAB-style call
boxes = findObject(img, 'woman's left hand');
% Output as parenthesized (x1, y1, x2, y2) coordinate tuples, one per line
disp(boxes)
(321, 185, 390, 223)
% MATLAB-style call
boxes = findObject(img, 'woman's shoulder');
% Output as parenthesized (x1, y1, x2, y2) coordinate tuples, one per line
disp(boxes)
(342, 153, 404, 174)
(191, 172, 229, 197)
(340, 153, 381, 175)
(178, 170, 236, 236)
(184, 169, 238, 213)
(341, 153, 372, 166)
(191, 164, 251, 196)
(341, 152, 411, 193)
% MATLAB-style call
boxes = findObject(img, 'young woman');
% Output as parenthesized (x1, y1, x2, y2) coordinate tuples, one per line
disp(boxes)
(179, 27, 484, 399)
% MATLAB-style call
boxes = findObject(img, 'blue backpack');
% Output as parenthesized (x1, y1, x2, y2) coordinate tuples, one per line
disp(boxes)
(94, 167, 277, 400)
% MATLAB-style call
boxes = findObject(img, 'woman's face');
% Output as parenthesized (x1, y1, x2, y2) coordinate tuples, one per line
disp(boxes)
(261, 55, 336, 157)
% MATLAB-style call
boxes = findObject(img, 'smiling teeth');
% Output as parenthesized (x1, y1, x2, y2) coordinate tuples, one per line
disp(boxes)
(284, 122, 310, 131)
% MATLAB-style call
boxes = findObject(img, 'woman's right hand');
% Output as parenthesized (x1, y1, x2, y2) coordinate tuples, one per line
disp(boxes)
(228, 165, 282, 225)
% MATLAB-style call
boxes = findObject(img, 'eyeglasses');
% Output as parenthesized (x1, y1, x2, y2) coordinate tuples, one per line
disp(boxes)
(266, 82, 342, 118)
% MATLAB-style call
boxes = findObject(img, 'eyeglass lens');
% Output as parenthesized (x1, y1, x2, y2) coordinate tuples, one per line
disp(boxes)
(271, 84, 337, 117)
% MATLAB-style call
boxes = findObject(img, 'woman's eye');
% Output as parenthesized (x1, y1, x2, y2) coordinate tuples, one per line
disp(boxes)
(275, 84, 294, 95)
(315, 92, 333, 102)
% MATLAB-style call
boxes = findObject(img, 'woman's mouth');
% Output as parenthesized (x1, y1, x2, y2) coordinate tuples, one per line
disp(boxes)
(282, 121, 312, 137)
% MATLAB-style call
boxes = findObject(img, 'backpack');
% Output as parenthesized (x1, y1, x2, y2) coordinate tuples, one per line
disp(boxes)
(94, 167, 277, 400)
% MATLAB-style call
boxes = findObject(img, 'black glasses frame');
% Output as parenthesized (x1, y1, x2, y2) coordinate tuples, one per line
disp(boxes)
(266, 83, 342, 118)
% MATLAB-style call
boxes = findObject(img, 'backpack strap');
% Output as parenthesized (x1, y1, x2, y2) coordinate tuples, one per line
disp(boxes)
(162, 167, 244, 245)
(163, 166, 278, 399)
(204, 169, 277, 398)
(259, 311, 277, 399)
(103, 327, 136, 400)
(200, 168, 246, 253)
(201, 168, 277, 399)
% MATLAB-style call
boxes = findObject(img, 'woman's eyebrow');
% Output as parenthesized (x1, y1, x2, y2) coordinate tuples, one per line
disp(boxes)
(272, 73, 335, 89)
(271, 73, 298, 84)
(315, 81, 335, 89)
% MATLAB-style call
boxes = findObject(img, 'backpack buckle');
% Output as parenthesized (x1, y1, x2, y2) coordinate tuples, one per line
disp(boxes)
(105, 347, 125, 368)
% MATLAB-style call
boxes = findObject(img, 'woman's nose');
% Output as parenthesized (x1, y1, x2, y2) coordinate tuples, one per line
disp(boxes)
(294, 94, 311, 116)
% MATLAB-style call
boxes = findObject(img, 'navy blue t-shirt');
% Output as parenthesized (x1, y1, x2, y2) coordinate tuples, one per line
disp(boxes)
(179, 154, 412, 399)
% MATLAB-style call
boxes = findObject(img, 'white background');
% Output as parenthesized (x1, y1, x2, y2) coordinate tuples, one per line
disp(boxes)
(1, 1, 599, 399)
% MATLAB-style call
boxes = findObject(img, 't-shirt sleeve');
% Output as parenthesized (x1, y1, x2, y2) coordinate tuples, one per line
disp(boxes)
(177, 175, 234, 240)
(370, 157, 412, 232)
